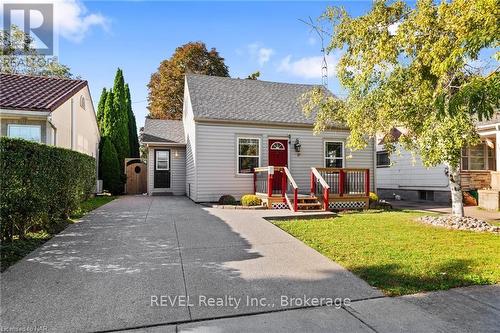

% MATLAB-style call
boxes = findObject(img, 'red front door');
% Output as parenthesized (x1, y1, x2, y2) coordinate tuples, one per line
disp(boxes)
(268, 139, 288, 193)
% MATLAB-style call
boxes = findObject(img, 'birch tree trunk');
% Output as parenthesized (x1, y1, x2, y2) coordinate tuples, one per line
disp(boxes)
(446, 163, 464, 217)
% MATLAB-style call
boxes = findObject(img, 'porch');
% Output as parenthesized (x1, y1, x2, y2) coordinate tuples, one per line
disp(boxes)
(254, 166, 370, 212)
(462, 120, 500, 210)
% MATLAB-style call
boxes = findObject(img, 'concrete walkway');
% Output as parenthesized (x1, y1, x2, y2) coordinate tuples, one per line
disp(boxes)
(1, 196, 498, 332)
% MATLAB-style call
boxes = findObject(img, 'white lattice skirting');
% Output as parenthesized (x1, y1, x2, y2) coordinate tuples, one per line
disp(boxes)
(271, 202, 290, 210)
(329, 201, 367, 210)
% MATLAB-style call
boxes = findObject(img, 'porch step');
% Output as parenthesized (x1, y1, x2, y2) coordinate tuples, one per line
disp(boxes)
(295, 196, 324, 211)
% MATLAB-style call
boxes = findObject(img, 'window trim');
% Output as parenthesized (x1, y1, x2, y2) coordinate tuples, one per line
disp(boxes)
(7, 124, 42, 143)
(270, 141, 285, 150)
(461, 142, 495, 171)
(155, 150, 170, 171)
(237, 137, 261, 175)
(376, 150, 391, 168)
(324, 141, 345, 168)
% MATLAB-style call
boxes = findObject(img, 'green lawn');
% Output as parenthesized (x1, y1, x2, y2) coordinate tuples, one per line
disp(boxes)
(70, 195, 115, 220)
(273, 210, 500, 296)
(1, 195, 115, 272)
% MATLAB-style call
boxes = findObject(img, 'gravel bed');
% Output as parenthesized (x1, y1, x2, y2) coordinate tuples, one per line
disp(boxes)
(418, 215, 500, 233)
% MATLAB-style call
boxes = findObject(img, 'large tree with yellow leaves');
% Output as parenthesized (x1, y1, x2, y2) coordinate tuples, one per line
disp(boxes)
(303, 0, 499, 216)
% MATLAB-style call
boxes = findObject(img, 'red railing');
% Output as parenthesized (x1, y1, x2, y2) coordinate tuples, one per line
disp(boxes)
(311, 168, 330, 210)
(312, 168, 370, 197)
(254, 166, 298, 212)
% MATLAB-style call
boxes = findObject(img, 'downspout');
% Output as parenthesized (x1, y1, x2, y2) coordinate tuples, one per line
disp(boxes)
(70, 98, 75, 149)
(372, 137, 377, 194)
(496, 124, 500, 172)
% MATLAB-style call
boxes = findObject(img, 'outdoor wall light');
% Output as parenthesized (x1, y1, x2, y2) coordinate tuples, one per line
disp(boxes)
(294, 138, 301, 152)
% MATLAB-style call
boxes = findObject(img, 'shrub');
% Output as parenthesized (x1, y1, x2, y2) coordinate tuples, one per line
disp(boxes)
(0, 138, 96, 241)
(241, 194, 262, 206)
(218, 194, 236, 205)
(369, 192, 379, 203)
(99, 136, 122, 194)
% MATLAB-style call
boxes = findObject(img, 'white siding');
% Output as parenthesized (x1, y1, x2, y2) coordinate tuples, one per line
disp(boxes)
(193, 122, 375, 202)
(147, 146, 186, 195)
(183, 80, 197, 201)
(377, 145, 449, 191)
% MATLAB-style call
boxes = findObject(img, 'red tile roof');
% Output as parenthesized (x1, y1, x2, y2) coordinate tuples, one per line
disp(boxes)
(0, 73, 88, 112)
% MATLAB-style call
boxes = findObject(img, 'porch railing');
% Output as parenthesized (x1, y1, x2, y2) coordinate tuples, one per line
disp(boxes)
(312, 167, 370, 197)
(254, 166, 298, 211)
(283, 167, 299, 212)
(310, 168, 330, 210)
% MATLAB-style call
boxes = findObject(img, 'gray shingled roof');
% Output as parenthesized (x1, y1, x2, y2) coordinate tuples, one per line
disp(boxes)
(142, 118, 185, 144)
(186, 74, 327, 125)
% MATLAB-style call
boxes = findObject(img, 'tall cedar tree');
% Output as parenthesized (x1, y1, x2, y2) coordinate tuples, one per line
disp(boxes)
(125, 83, 140, 157)
(111, 68, 130, 165)
(147, 42, 229, 119)
(302, 0, 499, 216)
(99, 136, 122, 194)
(96, 87, 107, 130)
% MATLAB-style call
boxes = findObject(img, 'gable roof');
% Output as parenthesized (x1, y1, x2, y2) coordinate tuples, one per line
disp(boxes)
(476, 112, 500, 127)
(378, 127, 403, 145)
(142, 118, 185, 144)
(186, 74, 331, 126)
(0, 73, 87, 112)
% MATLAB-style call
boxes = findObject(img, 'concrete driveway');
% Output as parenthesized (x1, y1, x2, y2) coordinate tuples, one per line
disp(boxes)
(3, 196, 498, 332)
(1, 196, 382, 332)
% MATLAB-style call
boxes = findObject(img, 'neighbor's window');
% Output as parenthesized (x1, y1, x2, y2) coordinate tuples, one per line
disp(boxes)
(324, 141, 344, 167)
(237, 138, 260, 174)
(155, 150, 170, 170)
(461, 143, 495, 171)
(376, 151, 390, 167)
(7, 124, 41, 142)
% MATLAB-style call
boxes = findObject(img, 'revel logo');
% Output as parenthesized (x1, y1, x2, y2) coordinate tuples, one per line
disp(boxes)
(3, 3, 54, 55)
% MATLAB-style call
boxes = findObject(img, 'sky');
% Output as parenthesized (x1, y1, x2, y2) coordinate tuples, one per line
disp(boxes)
(3, 1, 495, 130)
(3, 0, 378, 129)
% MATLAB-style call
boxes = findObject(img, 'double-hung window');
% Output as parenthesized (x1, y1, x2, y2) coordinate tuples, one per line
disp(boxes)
(237, 138, 260, 174)
(461, 143, 495, 170)
(155, 150, 170, 170)
(324, 141, 344, 167)
(7, 124, 41, 142)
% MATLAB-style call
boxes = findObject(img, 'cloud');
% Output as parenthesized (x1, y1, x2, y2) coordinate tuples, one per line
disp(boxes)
(2, 0, 109, 43)
(257, 47, 274, 66)
(247, 42, 274, 66)
(277, 51, 343, 79)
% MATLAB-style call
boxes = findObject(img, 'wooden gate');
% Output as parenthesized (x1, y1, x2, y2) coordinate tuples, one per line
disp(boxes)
(125, 158, 147, 194)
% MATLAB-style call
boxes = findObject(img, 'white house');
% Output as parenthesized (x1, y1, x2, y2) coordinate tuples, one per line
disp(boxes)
(0, 73, 100, 158)
(376, 115, 500, 207)
(142, 74, 375, 211)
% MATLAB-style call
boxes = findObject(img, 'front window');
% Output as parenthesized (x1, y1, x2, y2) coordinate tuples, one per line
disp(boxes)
(461, 143, 495, 171)
(156, 150, 170, 170)
(376, 151, 390, 167)
(7, 124, 41, 142)
(324, 141, 344, 168)
(237, 138, 260, 174)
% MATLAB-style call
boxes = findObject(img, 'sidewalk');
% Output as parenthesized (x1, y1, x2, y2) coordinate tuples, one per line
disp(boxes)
(120, 285, 499, 332)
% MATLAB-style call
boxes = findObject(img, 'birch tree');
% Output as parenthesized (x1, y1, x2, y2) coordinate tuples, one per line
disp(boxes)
(302, 0, 499, 216)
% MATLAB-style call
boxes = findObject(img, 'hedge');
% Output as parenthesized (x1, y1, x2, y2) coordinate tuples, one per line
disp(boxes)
(0, 138, 96, 241)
